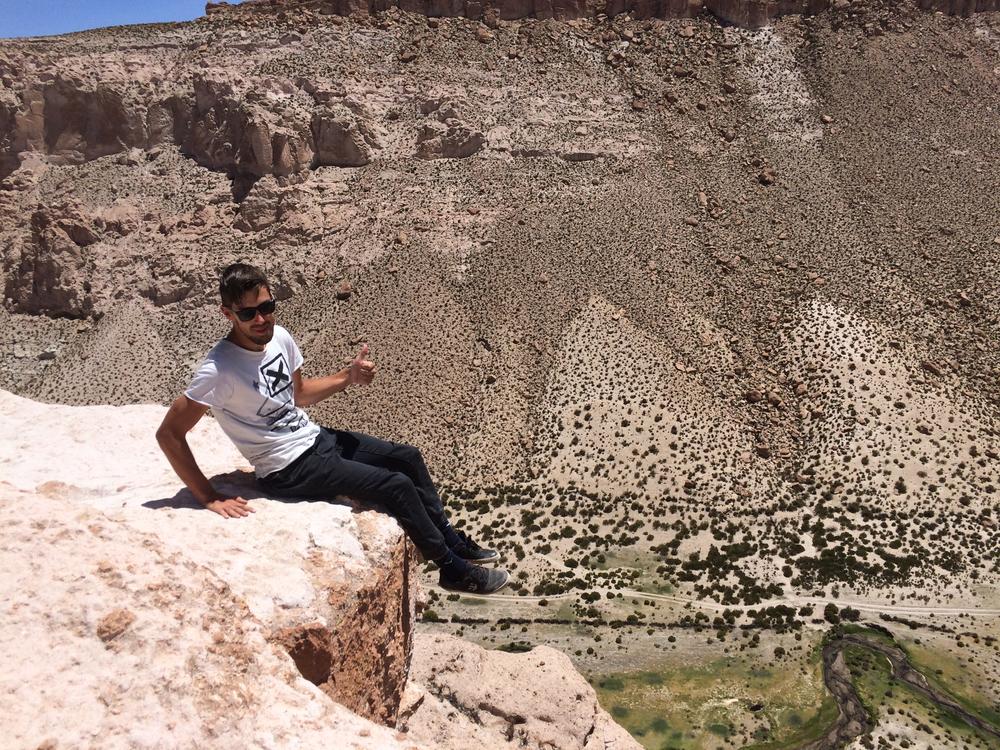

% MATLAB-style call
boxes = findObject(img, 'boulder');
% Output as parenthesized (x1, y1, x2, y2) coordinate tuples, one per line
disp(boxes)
(401, 633, 643, 750)
(312, 103, 376, 167)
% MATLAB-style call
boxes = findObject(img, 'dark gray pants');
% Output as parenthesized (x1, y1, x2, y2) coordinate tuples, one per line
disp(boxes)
(258, 426, 451, 559)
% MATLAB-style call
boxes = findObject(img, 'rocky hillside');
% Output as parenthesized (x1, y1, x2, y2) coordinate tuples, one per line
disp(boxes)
(1, 0, 996, 471)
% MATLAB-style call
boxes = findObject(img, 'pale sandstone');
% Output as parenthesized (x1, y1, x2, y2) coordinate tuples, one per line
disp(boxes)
(0, 388, 416, 726)
(402, 632, 643, 750)
(0, 389, 640, 748)
(0, 485, 420, 750)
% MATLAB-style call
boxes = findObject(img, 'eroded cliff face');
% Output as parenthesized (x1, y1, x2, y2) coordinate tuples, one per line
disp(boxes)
(0, 73, 384, 184)
(207, 0, 999, 27)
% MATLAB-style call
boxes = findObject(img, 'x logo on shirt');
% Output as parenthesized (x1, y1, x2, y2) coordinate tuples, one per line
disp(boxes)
(259, 353, 292, 398)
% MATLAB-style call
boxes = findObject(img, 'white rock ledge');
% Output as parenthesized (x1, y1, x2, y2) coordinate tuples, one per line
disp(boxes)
(0, 389, 640, 749)
(0, 388, 417, 736)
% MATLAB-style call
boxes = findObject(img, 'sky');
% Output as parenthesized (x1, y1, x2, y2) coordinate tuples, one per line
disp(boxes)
(0, 0, 218, 39)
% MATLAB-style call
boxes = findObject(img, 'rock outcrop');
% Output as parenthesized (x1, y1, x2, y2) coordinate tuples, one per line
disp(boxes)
(313, 102, 379, 167)
(2, 203, 98, 317)
(0, 485, 418, 750)
(0, 76, 327, 184)
(705, 0, 831, 27)
(7, 78, 148, 167)
(0, 388, 640, 748)
(0, 388, 417, 728)
(402, 633, 642, 750)
(183, 76, 316, 179)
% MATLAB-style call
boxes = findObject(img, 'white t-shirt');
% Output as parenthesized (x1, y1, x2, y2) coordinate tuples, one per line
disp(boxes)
(185, 324, 321, 477)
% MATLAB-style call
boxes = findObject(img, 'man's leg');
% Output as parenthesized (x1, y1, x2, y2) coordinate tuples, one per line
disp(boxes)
(329, 429, 499, 563)
(332, 429, 457, 539)
(261, 428, 509, 594)
(260, 430, 450, 561)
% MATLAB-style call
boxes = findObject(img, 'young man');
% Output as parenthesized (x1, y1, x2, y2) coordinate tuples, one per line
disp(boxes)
(156, 262, 509, 595)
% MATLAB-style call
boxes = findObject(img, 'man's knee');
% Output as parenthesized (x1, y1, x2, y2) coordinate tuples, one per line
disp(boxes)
(382, 472, 419, 502)
(397, 443, 424, 465)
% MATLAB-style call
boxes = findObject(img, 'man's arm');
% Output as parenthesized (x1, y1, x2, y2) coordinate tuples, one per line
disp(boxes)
(293, 343, 376, 408)
(155, 395, 255, 518)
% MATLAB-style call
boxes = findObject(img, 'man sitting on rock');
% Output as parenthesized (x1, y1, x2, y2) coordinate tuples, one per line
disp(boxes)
(156, 262, 509, 595)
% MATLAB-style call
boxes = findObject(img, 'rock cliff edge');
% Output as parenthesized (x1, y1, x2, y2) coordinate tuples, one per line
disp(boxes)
(0, 389, 639, 750)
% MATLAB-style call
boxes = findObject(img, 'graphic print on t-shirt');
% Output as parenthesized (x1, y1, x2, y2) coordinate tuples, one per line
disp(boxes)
(261, 353, 291, 397)
(255, 352, 307, 432)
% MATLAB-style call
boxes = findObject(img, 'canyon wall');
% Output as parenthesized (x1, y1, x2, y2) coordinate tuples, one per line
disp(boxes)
(208, 0, 999, 27)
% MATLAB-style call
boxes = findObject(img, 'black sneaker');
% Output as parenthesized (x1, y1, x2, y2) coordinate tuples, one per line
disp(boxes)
(439, 564, 510, 595)
(451, 529, 500, 563)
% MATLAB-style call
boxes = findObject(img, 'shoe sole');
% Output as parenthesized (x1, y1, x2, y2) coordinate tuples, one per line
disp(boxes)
(459, 551, 500, 564)
(439, 570, 510, 596)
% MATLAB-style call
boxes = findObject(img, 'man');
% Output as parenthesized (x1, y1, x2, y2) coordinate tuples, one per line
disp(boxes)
(156, 262, 509, 595)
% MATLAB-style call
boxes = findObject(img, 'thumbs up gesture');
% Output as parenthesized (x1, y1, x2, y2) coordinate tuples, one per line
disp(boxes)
(349, 343, 376, 386)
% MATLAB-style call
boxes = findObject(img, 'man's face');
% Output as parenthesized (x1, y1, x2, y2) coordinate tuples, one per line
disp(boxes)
(224, 284, 275, 346)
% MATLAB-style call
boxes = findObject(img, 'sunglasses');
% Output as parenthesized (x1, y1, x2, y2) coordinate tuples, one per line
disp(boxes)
(230, 298, 276, 322)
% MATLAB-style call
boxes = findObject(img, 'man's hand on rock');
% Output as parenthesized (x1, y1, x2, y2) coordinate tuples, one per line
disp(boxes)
(349, 343, 376, 386)
(205, 496, 256, 518)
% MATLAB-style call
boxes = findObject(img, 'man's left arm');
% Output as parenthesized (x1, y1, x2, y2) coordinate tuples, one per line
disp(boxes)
(294, 343, 375, 408)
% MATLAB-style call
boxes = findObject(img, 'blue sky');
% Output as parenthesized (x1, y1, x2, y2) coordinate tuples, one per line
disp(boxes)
(0, 0, 223, 39)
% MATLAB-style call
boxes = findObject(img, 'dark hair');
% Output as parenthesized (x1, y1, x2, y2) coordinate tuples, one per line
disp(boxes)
(219, 263, 270, 307)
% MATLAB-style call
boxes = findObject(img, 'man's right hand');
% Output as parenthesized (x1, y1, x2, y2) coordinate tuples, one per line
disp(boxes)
(204, 496, 256, 518)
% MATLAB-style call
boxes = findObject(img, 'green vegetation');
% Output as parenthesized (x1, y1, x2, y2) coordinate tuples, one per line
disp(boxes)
(838, 622, 896, 647)
(899, 638, 1000, 731)
(844, 638, 1000, 747)
(743, 696, 840, 750)
(496, 640, 534, 653)
(592, 645, 832, 750)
